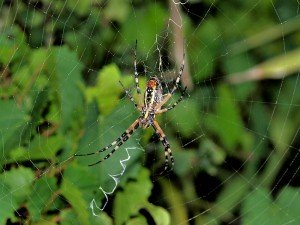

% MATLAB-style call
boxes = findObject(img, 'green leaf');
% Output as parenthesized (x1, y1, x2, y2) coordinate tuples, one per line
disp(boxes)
(0, 181, 18, 225)
(113, 168, 152, 225)
(229, 17, 300, 54)
(86, 64, 123, 116)
(199, 139, 226, 176)
(61, 179, 89, 225)
(167, 96, 201, 137)
(205, 85, 244, 152)
(189, 18, 221, 81)
(46, 46, 85, 132)
(0, 26, 28, 66)
(227, 48, 300, 84)
(125, 216, 148, 225)
(214, 176, 248, 221)
(63, 163, 99, 191)
(242, 187, 300, 225)
(104, 0, 130, 23)
(9, 135, 63, 163)
(60, 209, 113, 225)
(145, 203, 170, 225)
(223, 52, 255, 75)
(75, 101, 142, 200)
(0, 166, 35, 203)
(65, 0, 92, 16)
(27, 177, 58, 222)
(121, 4, 167, 53)
(0, 100, 29, 158)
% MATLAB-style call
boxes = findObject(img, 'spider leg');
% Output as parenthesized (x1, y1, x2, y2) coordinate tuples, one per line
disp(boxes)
(87, 119, 140, 166)
(134, 40, 141, 94)
(156, 86, 187, 114)
(170, 53, 185, 95)
(119, 81, 141, 110)
(155, 55, 185, 109)
(152, 120, 174, 172)
(74, 119, 139, 157)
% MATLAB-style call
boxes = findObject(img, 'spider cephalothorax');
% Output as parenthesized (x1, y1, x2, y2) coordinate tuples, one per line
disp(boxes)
(75, 43, 186, 173)
(140, 76, 163, 128)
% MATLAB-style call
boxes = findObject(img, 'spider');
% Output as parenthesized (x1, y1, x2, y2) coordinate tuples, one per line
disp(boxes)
(75, 42, 187, 173)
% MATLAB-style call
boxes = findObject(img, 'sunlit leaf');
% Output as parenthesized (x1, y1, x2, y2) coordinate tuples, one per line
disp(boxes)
(86, 64, 123, 116)
(113, 168, 152, 225)
(125, 216, 148, 225)
(146, 203, 170, 225)
(227, 48, 300, 84)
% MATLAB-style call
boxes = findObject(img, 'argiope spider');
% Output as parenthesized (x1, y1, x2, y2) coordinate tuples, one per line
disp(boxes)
(75, 42, 187, 173)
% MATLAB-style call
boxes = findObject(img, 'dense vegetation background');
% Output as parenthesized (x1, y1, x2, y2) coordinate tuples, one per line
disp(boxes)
(0, 0, 299, 224)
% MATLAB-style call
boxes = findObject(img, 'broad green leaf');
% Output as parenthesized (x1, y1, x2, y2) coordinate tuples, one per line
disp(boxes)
(125, 216, 148, 225)
(34, 220, 57, 225)
(167, 96, 201, 137)
(160, 179, 188, 224)
(60, 210, 81, 225)
(86, 64, 123, 116)
(121, 4, 167, 53)
(242, 187, 300, 225)
(63, 163, 99, 191)
(190, 18, 222, 81)
(0, 99, 29, 160)
(9, 135, 63, 163)
(65, 0, 92, 16)
(0, 181, 18, 225)
(223, 52, 255, 75)
(75, 101, 142, 204)
(276, 187, 300, 220)
(0, 166, 35, 203)
(104, 0, 130, 23)
(46, 46, 85, 132)
(113, 168, 152, 225)
(60, 209, 113, 225)
(205, 85, 244, 152)
(76, 101, 101, 159)
(146, 203, 170, 225)
(61, 179, 89, 225)
(27, 177, 58, 222)
(214, 176, 249, 221)
(173, 148, 197, 175)
(0, 26, 28, 65)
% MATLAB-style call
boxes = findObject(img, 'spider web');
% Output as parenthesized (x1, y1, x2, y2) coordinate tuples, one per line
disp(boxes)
(0, 0, 299, 224)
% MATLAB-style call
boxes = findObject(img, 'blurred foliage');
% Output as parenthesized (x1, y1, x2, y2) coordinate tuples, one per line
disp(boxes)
(0, 0, 299, 225)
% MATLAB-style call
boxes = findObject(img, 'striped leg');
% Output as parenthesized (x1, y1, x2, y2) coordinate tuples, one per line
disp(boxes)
(156, 86, 187, 114)
(155, 56, 185, 109)
(75, 119, 140, 166)
(170, 55, 185, 95)
(152, 120, 174, 172)
(134, 40, 141, 94)
(119, 81, 140, 110)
